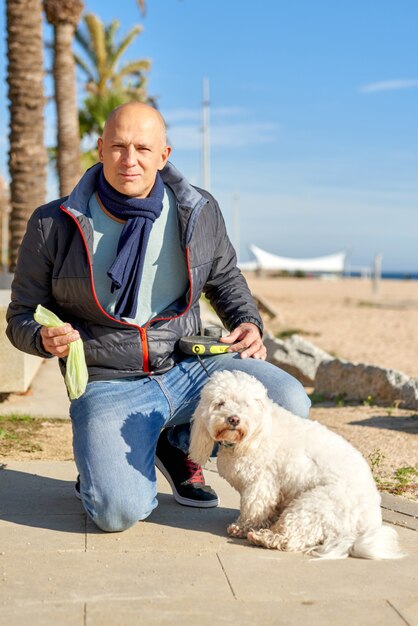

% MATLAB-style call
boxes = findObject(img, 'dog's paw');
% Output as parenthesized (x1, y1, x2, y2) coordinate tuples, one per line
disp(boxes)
(247, 529, 286, 550)
(247, 530, 266, 544)
(227, 523, 247, 538)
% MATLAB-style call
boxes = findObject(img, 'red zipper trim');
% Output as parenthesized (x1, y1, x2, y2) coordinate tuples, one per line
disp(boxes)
(139, 327, 149, 373)
(60, 205, 148, 368)
(60, 206, 193, 374)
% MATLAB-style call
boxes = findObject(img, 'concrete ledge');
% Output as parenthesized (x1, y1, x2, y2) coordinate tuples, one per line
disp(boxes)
(381, 492, 418, 531)
(0, 289, 43, 393)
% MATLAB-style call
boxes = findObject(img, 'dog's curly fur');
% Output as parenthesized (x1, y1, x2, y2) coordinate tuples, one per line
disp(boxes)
(189, 370, 404, 559)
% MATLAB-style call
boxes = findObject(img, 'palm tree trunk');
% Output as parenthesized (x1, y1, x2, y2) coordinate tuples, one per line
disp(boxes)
(53, 21, 82, 196)
(6, 0, 47, 272)
(44, 0, 84, 197)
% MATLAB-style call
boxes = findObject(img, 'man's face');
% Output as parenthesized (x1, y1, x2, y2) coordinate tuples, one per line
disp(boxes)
(98, 106, 171, 198)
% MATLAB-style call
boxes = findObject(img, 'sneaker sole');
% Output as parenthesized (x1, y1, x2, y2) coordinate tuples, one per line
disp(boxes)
(155, 457, 219, 508)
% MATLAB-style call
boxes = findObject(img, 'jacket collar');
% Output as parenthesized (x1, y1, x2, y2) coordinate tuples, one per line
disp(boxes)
(161, 161, 206, 213)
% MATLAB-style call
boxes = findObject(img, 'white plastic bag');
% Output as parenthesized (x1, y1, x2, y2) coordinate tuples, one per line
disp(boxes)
(34, 304, 88, 400)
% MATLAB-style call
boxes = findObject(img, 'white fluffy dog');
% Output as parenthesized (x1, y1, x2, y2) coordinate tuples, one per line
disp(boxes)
(189, 370, 404, 559)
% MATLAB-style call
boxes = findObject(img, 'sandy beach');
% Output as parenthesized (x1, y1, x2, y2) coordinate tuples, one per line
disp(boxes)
(245, 275, 418, 378)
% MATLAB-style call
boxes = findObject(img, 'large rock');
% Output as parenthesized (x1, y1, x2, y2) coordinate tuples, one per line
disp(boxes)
(264, 334, 332, 386)
(315, 359, 418, 409)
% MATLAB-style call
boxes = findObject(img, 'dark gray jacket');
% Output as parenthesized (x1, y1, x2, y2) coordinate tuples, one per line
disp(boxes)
(6, 162, 262, 382)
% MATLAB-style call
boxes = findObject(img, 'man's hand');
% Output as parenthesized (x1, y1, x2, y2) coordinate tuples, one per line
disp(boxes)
(40, 324, 80, 358)
(220, 322, 266, 360)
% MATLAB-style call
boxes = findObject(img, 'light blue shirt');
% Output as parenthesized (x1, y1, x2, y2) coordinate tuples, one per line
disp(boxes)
(87, 186, 188, 326)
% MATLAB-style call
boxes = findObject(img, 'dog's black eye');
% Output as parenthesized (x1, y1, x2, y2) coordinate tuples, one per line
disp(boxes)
(214, 400, 225, 409)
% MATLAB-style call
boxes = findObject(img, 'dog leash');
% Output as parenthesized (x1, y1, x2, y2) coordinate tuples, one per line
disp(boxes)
(195, 353, 211, 377)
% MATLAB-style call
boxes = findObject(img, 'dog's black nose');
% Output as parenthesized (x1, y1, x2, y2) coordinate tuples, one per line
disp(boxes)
(227, 415, 240, 427)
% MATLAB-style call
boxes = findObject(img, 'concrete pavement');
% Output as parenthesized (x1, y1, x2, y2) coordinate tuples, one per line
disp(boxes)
(0, 459, 417, 626)
(0, 358, 418, 624)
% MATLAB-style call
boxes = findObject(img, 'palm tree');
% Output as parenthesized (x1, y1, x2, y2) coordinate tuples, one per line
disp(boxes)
(75, 13, 153, 167)
(75, 13, 151, 99)
(44, 0, 84, 197)
(6, 0, 48, 272)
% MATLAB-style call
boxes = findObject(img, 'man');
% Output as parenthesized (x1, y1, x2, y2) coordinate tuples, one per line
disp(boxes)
(7, 103, 310, 532)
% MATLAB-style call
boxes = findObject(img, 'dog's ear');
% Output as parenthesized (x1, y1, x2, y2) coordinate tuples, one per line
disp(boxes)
(189, 405, 214, 466)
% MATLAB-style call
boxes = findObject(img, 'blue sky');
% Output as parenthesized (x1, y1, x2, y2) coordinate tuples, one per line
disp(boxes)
(1, 0, 418, 271)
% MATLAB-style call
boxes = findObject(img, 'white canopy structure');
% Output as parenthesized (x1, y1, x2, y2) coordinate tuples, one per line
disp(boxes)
(243, 244, 346, 274)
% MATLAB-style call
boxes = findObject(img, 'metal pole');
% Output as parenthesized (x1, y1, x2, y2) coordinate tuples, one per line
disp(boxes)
(232, 192, 240, 262)
(201, 77, 211, 191)
(372, 253, 382, 296)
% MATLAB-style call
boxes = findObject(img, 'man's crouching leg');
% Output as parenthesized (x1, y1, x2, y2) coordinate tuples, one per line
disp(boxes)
(78, 471, 158, 533)
(69, 378, 169, 533)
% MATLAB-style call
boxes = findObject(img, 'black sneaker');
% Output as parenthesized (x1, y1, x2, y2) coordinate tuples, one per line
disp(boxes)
(155, 428, 219, 508)
(74, 475, 81, 500)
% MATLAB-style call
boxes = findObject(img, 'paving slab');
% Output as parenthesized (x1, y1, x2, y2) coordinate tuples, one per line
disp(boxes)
(0, 461, 79, 516)
(0, 515, 86, 553)
(217, 526, 418, 603)
(85, 599, 407, 626)
(389, 598, 418, 626)
(0, 598, 412, 626)
(1, 460, 418, 626)
(0, 603, 85, 626)
(85, 499, 237, 554)
(86, 463, 239, 554)
(0, 551, 231, 605)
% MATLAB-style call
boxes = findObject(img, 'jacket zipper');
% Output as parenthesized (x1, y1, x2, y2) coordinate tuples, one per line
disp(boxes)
(60, 205, 146, 367)
(60, 206, 193, 374)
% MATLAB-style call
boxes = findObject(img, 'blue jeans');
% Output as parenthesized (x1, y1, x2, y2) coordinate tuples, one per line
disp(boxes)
(70, 354, 310, 532)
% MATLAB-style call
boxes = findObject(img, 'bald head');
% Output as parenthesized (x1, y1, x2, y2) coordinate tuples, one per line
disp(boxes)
(102, 102, 167, 146)
(98, 102, 171, 198)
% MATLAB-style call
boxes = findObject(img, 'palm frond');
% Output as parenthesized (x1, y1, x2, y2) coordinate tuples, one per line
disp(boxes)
(79, 89, 133, 138)
(74, 27, 93, 59)
(112, 59, 151, 83)
(105, 19, 120, 54)
(77, 10, 155, 137)
(84, 13, 107, 83)
(110, 26, 142, 68)
(74, 53, 96, 83)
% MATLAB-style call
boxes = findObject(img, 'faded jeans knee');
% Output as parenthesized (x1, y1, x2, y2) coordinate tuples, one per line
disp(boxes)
(85, 494, 157, 533)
